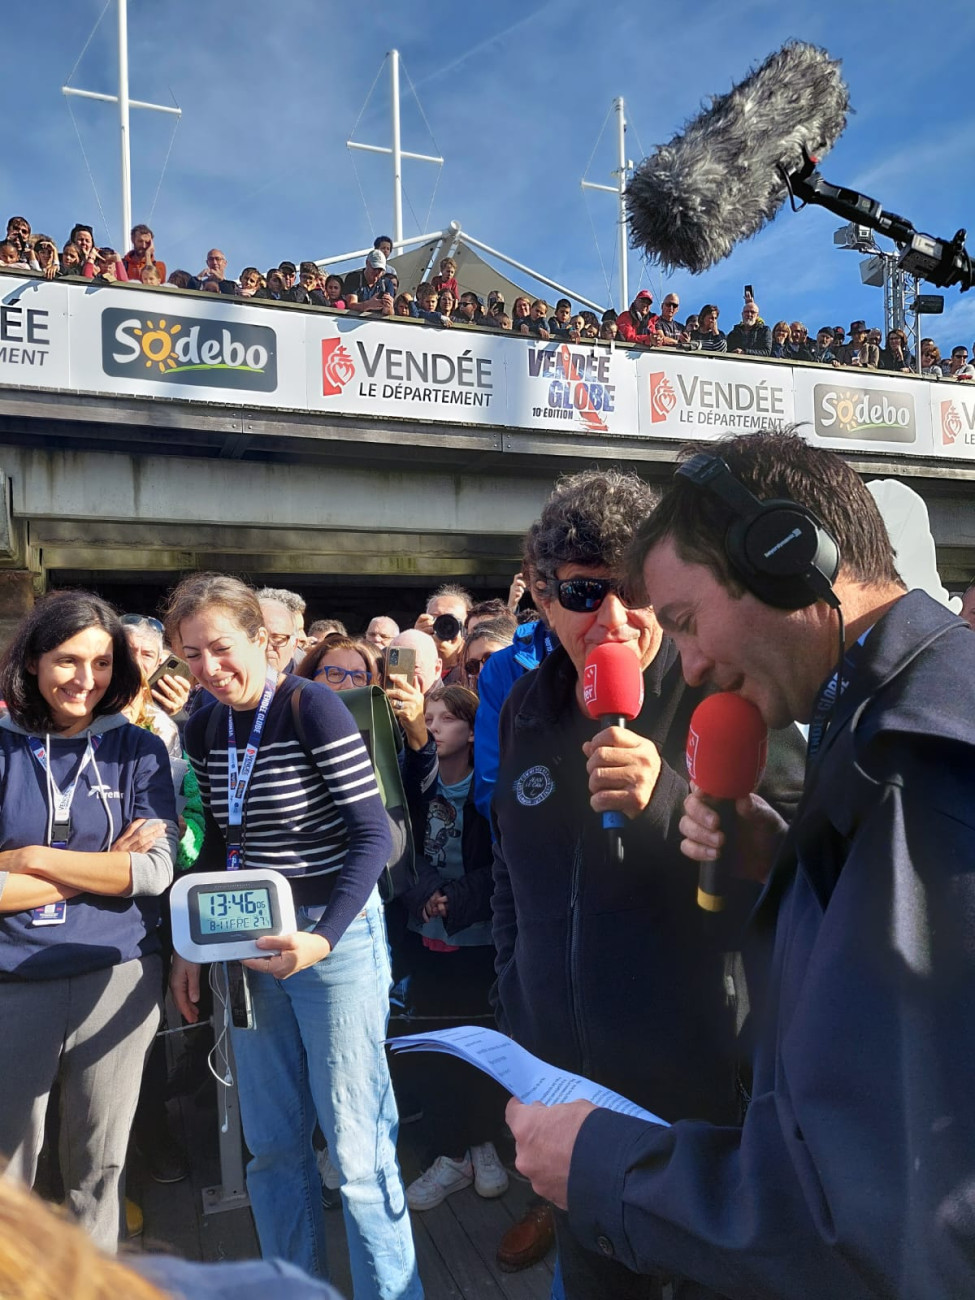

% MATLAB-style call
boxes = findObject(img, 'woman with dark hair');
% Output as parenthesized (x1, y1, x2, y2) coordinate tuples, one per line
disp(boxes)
(297, 634, 377, 692)
(0, 590, 177, 1253)
(323, 275, 346, 310)
(164, 573, 420, 1297)
(690, 304, 727, 352)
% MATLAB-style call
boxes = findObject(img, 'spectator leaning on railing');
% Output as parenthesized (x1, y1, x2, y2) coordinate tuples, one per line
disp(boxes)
(6, 200, 973, 364)
(726, 301, 771, 356)
(122, 224, 165, 283)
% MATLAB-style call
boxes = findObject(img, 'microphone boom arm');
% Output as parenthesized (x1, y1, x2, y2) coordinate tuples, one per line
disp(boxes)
(784, 155, 973, 292)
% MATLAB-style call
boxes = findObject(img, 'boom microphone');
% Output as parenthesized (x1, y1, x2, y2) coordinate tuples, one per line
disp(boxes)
(584, 643, 645, 864)
(626, 42, 850, 274)
(686, 693, 768, 912)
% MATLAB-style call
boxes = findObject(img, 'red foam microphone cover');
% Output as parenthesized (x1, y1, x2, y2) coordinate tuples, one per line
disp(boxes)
(686, 693, 768, 799)
(583, 643, 645, 721)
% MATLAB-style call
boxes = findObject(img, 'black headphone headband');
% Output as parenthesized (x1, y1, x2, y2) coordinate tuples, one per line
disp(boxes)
(676, 453, 841, 610)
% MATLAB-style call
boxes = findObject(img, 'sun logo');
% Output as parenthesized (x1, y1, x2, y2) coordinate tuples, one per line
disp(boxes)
(131, 319, 182, 372)
(832, 393, 857, 431)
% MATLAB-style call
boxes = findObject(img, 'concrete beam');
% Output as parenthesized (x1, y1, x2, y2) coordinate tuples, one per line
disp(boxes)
(4, 447, 553, 536)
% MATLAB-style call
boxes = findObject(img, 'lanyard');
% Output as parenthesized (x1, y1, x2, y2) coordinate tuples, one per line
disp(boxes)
(28, 734, 102, 844)
(807, 631, 870, 760)
(225, 674, 277, 869)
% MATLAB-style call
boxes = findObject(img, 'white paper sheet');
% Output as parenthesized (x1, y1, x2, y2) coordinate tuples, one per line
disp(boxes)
(387, 1024, 667, 1125)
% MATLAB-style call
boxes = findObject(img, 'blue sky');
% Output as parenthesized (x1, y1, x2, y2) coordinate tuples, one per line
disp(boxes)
(5, 0, 975, 354)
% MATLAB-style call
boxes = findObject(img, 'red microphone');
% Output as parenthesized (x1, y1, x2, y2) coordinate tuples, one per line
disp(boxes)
(686, 693, 768, 912)
(584, 643, 645, 863)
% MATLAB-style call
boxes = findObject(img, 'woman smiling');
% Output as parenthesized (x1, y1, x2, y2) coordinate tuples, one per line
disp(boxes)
(0, 590, 177, 1252)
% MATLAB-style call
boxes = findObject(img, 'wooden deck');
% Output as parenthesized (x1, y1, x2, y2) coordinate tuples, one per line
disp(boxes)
(128, 1031, 554, 1300)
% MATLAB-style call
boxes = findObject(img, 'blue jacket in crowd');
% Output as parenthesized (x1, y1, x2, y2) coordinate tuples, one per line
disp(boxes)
(473, 619, 554, 822)
(570, 591, 975, 1299)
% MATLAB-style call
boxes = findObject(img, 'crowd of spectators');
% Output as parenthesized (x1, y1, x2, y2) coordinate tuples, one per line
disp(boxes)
(2, 212, 974, 376)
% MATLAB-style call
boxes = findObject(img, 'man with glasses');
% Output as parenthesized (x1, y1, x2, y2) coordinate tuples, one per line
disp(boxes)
(491, 469, 804, 1300)
(455, 292, 486, 326)
(652, 295, 684, 347)
(727, 302, 772, 356)
(943, 345, 969, 377)
(258, 591, 299, 673)
(616, 289, 657, 347)
(197, 248, 237, 295)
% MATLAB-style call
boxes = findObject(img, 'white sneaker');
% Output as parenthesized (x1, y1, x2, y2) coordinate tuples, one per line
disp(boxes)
(470, 1141, 509, 1199)
(406, 1154, 473, 1211)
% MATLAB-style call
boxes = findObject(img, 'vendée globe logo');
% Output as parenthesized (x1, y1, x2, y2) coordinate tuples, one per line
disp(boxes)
(102, 308, 277, 391)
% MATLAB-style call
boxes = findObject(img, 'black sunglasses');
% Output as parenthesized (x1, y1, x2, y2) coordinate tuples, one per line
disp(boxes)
(555, 577, 640, 613)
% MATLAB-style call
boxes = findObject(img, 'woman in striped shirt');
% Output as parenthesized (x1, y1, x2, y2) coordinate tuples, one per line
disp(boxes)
(165, 574, 421, 1300)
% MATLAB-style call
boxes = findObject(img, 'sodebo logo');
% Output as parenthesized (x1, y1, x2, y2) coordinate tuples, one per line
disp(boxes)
(813, 384, 916, 443)
(102, 308, 277, 391)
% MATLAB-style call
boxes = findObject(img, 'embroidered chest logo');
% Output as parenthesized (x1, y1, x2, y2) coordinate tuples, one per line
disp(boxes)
(514, 765, 554, 807)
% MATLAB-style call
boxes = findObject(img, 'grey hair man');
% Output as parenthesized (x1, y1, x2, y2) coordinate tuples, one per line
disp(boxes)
(365, 616, 400, 652)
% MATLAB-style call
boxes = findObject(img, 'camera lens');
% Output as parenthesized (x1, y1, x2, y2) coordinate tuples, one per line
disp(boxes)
(432, 614, 461, 641)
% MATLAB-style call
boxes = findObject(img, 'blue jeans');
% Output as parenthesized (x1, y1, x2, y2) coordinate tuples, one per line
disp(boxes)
(230, 895, 422, 1299)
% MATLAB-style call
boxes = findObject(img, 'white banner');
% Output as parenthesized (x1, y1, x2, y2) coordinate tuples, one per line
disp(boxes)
(791, 367, 933, 457)
(0, 278, 70, 389)
(0, 274, 972, 463)
(308, 316, 504, 423)
(635, 350, 796, 440)
(929, 385, 975, 460)
(505, 339, 639, 438)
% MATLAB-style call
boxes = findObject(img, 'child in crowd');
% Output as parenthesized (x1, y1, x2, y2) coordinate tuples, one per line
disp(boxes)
(549, 298, 579, 340)
(0, 241, 31, 270)
(140, 265, 162, 287)
(431, 256, 458, 299)
(323, 275, 346, 309)
(400, 686, 509, 1212)
(411, 282, 452, 327)
(239, 267, 263, 297)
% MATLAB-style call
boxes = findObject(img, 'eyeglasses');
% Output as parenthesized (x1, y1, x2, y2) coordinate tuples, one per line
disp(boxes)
(267, 632, 296, 649)
(315, 665, 370, 687)
(122, 613, 164, 634)
(555, 577, 640, 613)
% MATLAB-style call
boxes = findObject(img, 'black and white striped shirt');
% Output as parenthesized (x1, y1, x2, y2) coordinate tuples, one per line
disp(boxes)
(185, 676, 392, 949)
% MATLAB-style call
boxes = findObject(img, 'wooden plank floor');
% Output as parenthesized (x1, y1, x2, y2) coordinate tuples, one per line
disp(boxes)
(129, 1035, 554, 1300)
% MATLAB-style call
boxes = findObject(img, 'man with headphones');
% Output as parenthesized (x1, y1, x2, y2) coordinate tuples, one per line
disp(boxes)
(507, 431, 975, 1299)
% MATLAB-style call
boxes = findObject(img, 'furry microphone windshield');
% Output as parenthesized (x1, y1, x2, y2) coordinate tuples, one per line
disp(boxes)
(626, 42, 850, 274)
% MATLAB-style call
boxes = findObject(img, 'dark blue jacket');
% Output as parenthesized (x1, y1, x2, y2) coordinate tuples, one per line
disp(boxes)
(492, 639, 806, 1124)
(473, 620, 553, 822)
(0, 713, 177, 981)
(569, 592, 975, 1298)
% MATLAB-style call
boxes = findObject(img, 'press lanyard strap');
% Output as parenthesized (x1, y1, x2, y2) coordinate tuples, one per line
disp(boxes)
(807, 630, 870, 760)
(225, 675, 277, 871)
(28, 735, 101, 844)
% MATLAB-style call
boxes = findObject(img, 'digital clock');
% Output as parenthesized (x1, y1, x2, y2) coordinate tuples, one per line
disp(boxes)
(170, 869, 297, 962)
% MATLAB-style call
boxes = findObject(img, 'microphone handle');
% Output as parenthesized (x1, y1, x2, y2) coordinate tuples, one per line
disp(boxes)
(599, 714, 627, 863)
(697, 797, 737, 912)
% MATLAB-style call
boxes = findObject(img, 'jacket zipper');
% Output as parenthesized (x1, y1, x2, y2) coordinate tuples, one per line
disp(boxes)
(567, 837, 591, 1077)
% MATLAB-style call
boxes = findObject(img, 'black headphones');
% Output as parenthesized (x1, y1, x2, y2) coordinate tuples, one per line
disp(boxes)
(676, 453, 841, 610)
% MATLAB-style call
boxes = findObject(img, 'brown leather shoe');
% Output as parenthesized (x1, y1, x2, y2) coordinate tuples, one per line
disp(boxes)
(496, 1201, 555, 1272)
